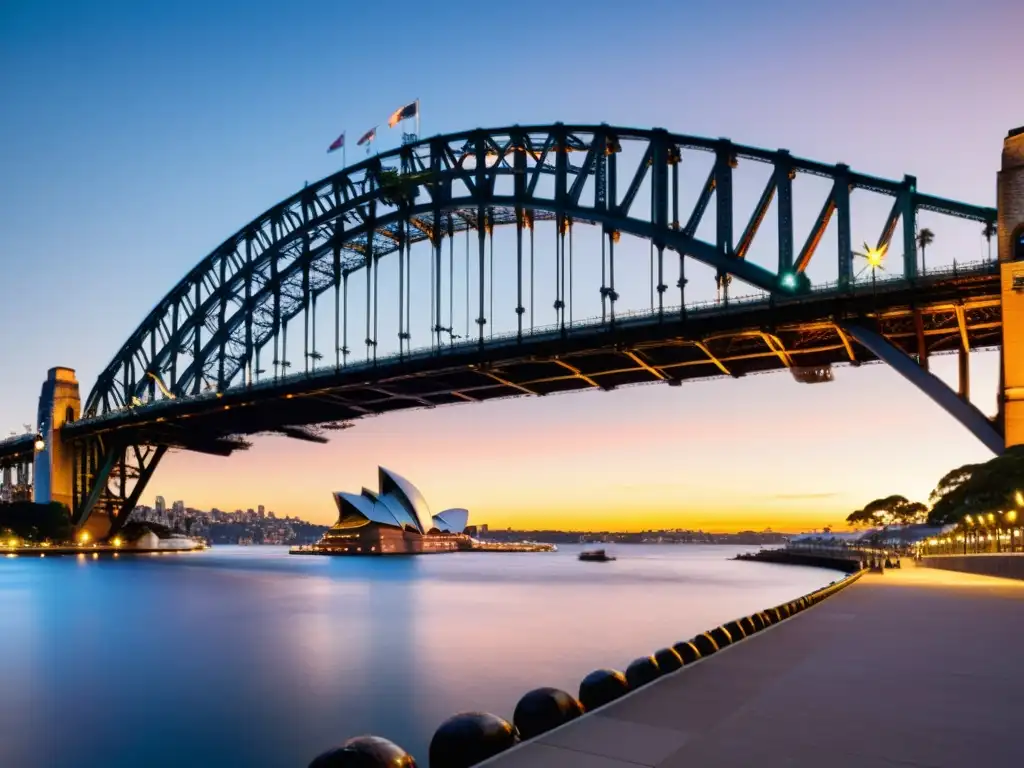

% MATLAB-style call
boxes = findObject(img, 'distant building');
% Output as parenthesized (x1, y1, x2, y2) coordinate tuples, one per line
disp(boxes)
(155, 496, 166, 514)
(312, 467, 469, 555)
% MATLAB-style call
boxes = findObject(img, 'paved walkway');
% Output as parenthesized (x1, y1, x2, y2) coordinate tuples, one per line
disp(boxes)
(484, 564, 1024, 767)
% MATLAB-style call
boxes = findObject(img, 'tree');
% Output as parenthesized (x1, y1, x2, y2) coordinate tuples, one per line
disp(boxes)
(983, 221, 997, 261)
(0, 501, 73, 542)
(927, 446, 1024, 525)
(846, 495, 928, 527)
(917, 228, 935, 274)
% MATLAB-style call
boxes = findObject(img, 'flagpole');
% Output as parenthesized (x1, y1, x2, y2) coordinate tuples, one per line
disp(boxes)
(343, 137, 347, 170)
(415, 98, 420, 140)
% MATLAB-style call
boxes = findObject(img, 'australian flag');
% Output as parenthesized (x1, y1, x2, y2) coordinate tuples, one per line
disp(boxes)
(388, 100, 418, 128)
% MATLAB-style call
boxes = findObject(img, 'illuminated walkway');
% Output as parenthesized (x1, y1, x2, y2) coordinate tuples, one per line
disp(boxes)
(485, 564, 1024, 767)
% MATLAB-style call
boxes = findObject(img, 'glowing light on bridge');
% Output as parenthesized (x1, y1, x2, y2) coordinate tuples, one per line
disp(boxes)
(864, 243, 888, 268)
(78, 531, 91, 546)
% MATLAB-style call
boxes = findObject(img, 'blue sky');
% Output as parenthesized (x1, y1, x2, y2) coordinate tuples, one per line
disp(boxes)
(1, 0, 1022, 529)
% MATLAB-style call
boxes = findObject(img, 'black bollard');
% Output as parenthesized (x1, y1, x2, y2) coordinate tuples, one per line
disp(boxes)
(692, 632, 719, 657)
(429, 712, 518, 768)
(749, 613, 765, 632)
(672, 641, 701, 665)
(513, 688, 583, 740)
(723, 620, 746, 642)
(309, 735, 417, 767)
(625, 656, 660, 689)
(709, 626, 733, 649)
(740, 616, 757, 635)
(653, 647, 683, 674)
(578, 669, 630, 711)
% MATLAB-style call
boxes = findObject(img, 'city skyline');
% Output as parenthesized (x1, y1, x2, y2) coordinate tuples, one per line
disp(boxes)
(2, 0, 1022, 532)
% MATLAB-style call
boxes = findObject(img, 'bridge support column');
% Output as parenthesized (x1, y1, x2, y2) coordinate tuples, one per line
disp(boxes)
(841, 323, 1004, 455)
(32, 367, 80, 512)
(999, 126, 1024, 449)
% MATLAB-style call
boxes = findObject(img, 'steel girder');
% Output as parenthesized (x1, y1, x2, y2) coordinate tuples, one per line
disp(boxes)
(82, 124, 997, 423)
(841, 323, 1004, 454)
(0, 433, 35, 468)
(71, 437, 166, 534)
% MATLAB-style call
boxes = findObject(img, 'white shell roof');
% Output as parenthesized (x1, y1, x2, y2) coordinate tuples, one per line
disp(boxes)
(334, 491, 400, 528)
(331, 469, 469, 535)
(432, 508, 469, 533)
(378, 467, 433, 534)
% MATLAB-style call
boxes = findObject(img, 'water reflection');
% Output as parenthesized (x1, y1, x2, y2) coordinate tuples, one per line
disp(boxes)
(0, 545, 834, 766)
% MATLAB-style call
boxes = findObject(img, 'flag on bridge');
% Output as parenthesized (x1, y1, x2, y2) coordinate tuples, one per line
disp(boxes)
(388, 100, 418, 128)
(327, 131, 345, 153)
(357, 127, 377, 146)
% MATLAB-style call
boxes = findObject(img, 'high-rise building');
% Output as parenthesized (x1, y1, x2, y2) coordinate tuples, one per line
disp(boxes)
(172, 500, 184, 516)
(155, 496, 166, 514)
(258, 505, 265, 519)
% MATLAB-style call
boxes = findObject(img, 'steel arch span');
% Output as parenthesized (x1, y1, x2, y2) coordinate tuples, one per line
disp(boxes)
(64, 124, 997, 534)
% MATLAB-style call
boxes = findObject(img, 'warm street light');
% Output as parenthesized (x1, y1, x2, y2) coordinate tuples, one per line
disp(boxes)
(1007, 510, 1018, 524)
(33, 434, 45, 452)
(78, 531, 91, 546)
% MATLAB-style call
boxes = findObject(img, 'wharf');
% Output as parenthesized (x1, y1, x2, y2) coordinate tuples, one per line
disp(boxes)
(484, 564, 1024, 767)
(2, 544, 205, 557)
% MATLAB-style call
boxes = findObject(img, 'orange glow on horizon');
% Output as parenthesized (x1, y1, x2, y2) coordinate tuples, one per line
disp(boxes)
(146, 350, 1000, 536)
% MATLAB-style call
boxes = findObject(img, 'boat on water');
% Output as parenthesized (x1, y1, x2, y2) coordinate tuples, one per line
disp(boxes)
(579, 548, 616, 562)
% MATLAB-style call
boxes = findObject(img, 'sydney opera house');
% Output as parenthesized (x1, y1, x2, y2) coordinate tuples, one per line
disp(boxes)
(308, 467, 471, 555)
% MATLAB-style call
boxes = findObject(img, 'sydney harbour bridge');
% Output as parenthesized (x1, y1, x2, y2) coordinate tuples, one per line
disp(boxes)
(3, 123, 1024, 539)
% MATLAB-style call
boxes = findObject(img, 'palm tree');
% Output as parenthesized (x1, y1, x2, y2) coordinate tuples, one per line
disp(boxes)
(916, 228, 935, 274)
(983, 221, 997, 261)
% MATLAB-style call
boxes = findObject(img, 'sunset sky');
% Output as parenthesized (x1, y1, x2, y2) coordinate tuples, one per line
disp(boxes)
(1, 0, 1021, 532)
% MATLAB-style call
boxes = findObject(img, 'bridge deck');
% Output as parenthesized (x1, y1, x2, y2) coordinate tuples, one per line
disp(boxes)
(58, 267, 1001, 455)
(483, 564, 1024, 768)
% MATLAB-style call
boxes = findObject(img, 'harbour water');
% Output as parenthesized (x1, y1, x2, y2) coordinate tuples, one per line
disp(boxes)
(0, 544, 836, 767)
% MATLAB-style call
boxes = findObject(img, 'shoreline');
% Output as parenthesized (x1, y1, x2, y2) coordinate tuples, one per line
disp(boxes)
(2, 543, 207, 557)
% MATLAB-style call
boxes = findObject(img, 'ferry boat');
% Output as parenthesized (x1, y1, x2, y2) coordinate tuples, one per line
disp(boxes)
(579, 548, 616, 562)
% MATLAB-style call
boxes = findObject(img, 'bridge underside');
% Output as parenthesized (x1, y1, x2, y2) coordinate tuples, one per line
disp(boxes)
(0, 435, 34, 468)
(61, 270, 1001, 455)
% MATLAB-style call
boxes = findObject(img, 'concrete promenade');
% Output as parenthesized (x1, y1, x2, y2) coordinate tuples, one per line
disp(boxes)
(484, 564, 1024, 767)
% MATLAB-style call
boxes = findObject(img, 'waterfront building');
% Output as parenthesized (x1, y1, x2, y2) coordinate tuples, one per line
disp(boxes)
(310, 467, 470, 555)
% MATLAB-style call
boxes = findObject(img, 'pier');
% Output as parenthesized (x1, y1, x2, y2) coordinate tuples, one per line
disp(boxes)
(483, 563, 1024, 767)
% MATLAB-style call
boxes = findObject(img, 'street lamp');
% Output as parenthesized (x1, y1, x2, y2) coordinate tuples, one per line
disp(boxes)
(33, 434, 45, 452)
